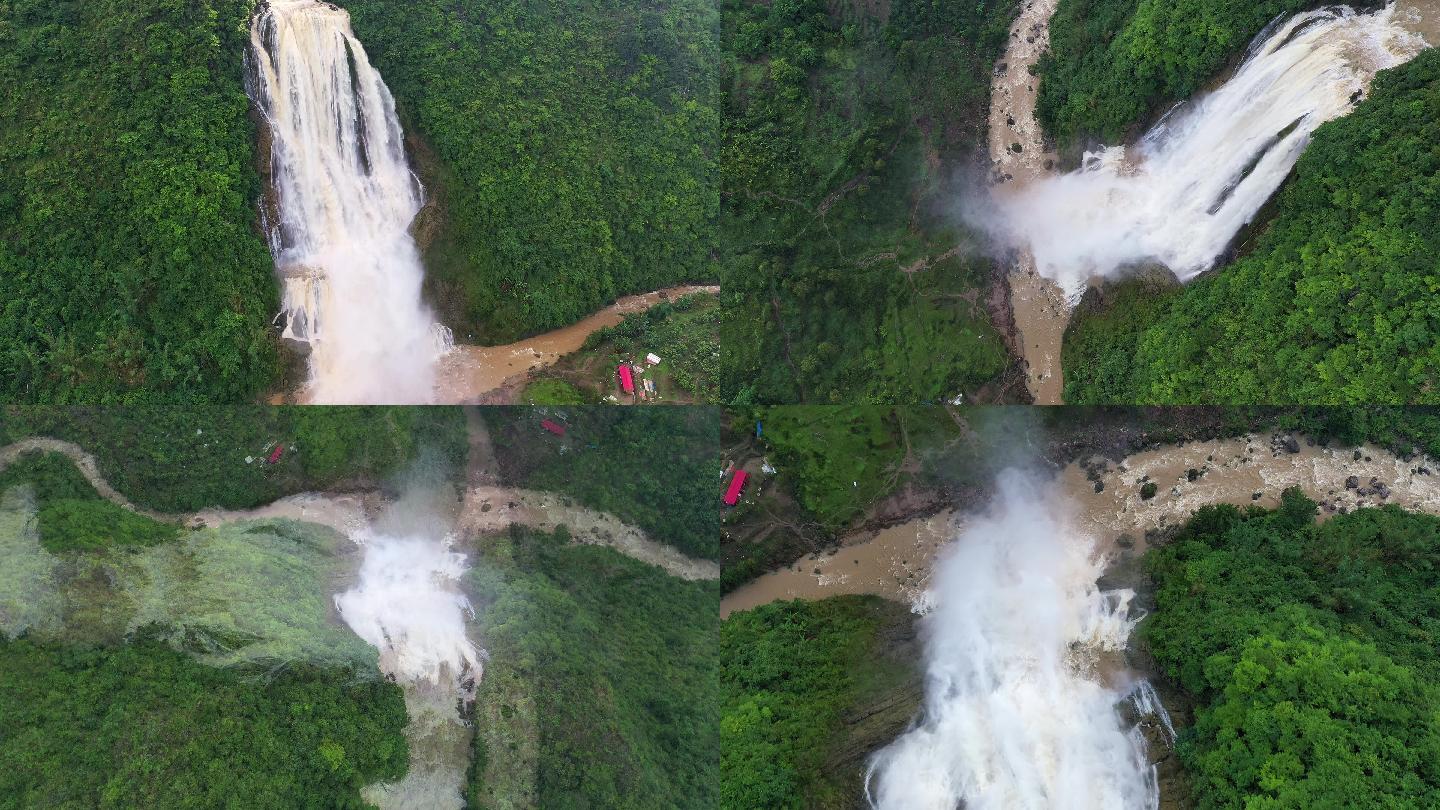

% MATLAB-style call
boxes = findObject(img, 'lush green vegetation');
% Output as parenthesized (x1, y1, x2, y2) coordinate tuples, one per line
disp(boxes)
(0, 452, 177, 552)
(1145, 492, 1440, 807)
(0, 0, 280, 402)
(338, 0, 719, 344)
(1037, 0, 1314, 147)
(519, 378, 591, 406)
(0, 635, 407, 809)
(1059, 272, 1177, 403)
(583, 294, 721, 402)
(1064, 50, 1440, 403)
(469, 526, 717, 808)
(484, 407, 719, 559)
(720, 0, 1020, 403)
(721, 596, 916, 809)
(2, 405, 467, 512)
(521, 293, 721, 404)
(753, 406, 907, 530)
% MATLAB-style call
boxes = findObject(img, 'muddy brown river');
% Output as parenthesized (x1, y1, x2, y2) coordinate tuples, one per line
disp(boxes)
(990, 0, 1067, 405)
(435, 285, 718, 402)
(721, 434, 1440, 616)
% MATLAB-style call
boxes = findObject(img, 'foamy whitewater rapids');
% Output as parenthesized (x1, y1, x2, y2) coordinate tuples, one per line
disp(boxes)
(866, 471, 1169, 810)
(248, 0, 450, 403)
(334, 529, 481, 687)
(334, 528, 481, 810)
(978, 4, 1430, 299)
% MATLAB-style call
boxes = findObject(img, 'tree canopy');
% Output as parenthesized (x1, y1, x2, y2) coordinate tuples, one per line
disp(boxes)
(338, 0, 720, 344)
(0, 0, 280, 402)
(1145, 492, 1440, 807)
(1037, 0, 1317, 148)
(719, 0, 1020, 404)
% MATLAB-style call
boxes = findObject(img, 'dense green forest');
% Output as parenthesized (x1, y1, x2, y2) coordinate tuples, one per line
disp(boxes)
(0, 636, 407, 809)
(338, 0, 720, 344)
(0, 0, 279, 402)
(720, 596, 917, 808)
(1, 405, 467, 511)
(1144, 492, 1440, 806)
(719, 0, 1021, 404)
(483, 407, 719, 559)
(1063, 50, 1440, 403)
(469, 526, 717, 808)
(1037, 0, 1315, 148)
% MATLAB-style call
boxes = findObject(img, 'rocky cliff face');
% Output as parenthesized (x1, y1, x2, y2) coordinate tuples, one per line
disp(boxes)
(823, 599, 924, 809)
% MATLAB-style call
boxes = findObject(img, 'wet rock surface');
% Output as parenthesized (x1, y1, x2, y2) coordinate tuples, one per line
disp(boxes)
(822, 600, 924, 810)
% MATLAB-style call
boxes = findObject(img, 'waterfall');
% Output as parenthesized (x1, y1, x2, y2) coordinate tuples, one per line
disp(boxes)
(333, 529, 481, 689)
(248, 0, 451, 403)
(978, 3, 1430, 299)
(334, 526, 482, 810)
(866, 471, 1161, 810)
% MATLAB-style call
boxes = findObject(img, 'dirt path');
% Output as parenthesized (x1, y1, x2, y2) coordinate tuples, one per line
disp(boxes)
(721, 433, 1440, 614)
(1, 437, 718, 582)
(458, 410, 717, 581)
(990, 0, 1067, 404)
(0, 438, 173, 522)
(435, 285, 719, 403)
(460, 487, 719, 581)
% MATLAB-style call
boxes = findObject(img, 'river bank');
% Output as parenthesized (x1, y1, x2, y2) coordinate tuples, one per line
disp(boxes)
(722, 432, 1440, 615)
(725, 429, 1440, 807)
(436, 285, 720, 403)
(271, 285, 718, 405)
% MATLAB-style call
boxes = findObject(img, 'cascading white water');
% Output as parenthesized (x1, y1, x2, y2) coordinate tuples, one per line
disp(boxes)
(334, 526, 481, 810)
(334, 529, 481, 688)
(978, 4, 1429, 299)
(248, 0, 450, 403)
(866, 470, 1165, 810)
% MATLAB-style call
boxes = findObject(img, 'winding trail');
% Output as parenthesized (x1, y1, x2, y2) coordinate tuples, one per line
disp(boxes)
(0, 438, 173, 522)
(0, 436, 717, 582)
(458, 411, 719, 581)
(459, 486, 718, 581)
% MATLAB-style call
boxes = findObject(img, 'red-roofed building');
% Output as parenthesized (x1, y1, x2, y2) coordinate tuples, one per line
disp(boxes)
(540, 419, 567, 436)
(618, 364, 635, 394)
(723, 470, 748, 506)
